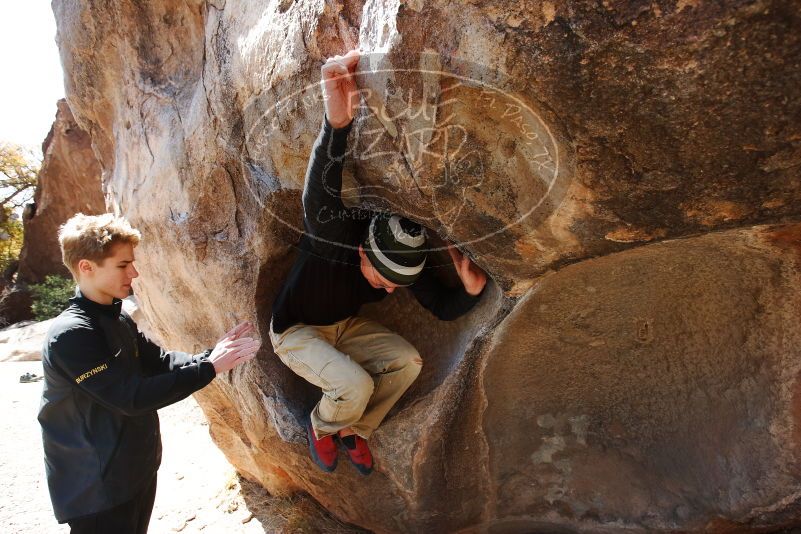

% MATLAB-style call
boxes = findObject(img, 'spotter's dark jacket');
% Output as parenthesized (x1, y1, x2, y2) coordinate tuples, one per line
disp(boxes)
(38, 290, 215, 522)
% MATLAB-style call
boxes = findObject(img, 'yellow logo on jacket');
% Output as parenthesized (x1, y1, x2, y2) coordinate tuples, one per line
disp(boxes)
(75, 363, 108, 384)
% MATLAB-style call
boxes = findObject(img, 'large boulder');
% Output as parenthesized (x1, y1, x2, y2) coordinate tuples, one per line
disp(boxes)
(51, 0, 801, 531)
(460, 223, 801, 532)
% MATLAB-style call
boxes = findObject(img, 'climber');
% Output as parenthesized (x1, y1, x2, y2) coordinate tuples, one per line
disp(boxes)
(268, 48, 488, 476)
(38, 213, 261, 534)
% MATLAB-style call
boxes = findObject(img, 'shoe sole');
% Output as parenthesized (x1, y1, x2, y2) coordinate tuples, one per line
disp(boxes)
(349, 461, 373, 476)
(306, 420, 337, 473)
(337, 437, 373, 476)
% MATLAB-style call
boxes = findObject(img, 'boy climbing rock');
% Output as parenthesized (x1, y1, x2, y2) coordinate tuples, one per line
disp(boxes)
(269, 49, 487, 475)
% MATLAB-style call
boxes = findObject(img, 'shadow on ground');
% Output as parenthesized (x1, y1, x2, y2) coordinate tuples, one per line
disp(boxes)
(238, 475, 371, 533)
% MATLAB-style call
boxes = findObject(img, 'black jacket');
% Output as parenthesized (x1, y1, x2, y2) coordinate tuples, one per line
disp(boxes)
(38, 290, 216, 522)
(271, 116, 482, 333)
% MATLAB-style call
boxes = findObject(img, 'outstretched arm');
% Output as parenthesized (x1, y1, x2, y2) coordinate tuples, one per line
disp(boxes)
(302, 49, 362, 251)
(52, 328, 213, 417)
(52, 322, 260, 417)
(138, 320, 258, 375)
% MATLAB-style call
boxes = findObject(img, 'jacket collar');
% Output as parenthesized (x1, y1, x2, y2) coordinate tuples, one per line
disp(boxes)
(71, 287, 122, 319)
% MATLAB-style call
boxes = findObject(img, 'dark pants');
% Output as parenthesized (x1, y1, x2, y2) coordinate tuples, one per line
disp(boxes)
(67, 474, 157, 534)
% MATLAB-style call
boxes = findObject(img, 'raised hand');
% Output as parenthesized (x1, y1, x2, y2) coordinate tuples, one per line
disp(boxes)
(320, 49, 361, 129)
(447, 245, 487, 297)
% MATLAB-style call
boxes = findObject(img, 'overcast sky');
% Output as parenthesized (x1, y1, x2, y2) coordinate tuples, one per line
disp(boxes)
(0, 2, 65, 154)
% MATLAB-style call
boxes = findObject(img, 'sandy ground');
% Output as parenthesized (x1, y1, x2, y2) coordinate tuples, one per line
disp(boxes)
(0, 360, 363, 534)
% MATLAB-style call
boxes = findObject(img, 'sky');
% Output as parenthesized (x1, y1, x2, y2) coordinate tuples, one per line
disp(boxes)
(0, 2, 65, 156)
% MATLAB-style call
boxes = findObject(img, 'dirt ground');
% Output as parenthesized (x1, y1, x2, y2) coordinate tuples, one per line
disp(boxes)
(0, 360, 364, 534)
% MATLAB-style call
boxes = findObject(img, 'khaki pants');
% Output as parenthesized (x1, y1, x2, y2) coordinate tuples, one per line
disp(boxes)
(269, 316, 422, 439)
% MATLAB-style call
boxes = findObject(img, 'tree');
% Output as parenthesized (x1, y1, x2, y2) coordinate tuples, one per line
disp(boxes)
(0, 143, 38, 209)
(30, 275, 75, 320)
(0, 143, 39, 276)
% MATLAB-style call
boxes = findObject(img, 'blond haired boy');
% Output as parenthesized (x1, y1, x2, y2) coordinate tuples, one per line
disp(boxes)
(38, 213, 260, 534)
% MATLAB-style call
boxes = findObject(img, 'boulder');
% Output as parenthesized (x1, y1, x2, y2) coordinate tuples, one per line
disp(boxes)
(51, 0, 801, 531)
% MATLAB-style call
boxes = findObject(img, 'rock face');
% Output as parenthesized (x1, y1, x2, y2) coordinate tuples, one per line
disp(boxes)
(52, 0, 801, 532)
(0, 99, 104, 325)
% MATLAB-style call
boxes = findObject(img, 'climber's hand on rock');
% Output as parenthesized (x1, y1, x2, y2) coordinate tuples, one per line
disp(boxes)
(209, 337, 260, 374)
(447, 245, 487, 297)
(217, 321, 255, 344)
(321, 49, 361, 129)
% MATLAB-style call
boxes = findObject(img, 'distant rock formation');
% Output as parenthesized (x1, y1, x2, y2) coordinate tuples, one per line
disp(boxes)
(0, 99, 104, 326)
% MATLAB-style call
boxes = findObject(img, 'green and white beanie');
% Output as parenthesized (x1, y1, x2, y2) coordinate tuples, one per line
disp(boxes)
(363, 213, 427, 286)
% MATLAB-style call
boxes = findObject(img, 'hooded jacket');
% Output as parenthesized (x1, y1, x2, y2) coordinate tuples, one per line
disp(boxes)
(38, 289, 215, 522)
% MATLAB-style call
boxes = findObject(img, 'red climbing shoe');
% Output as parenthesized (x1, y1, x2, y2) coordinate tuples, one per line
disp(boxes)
(340, 434, 373, 476)
(306, 419, 338, 472)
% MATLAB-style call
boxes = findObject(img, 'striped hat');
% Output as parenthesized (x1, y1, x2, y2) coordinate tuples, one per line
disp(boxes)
(363, 213, 427, 286)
